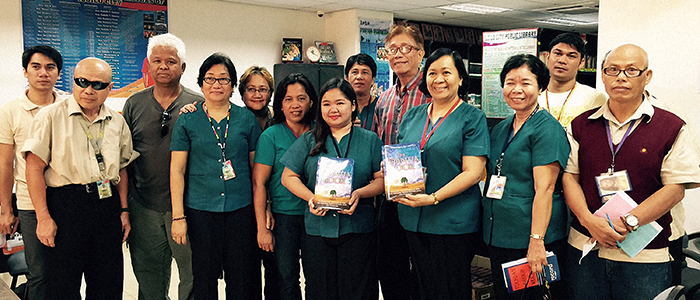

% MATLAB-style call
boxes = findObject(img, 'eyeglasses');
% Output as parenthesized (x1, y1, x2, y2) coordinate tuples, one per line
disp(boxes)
(74, 78, 111, 90)
(160, 111, 171, 137)
(203, 77, 232, 85)
(387, 45, 417, 56)
(245, 87, 270, 95)
(602, 67, 647, 78)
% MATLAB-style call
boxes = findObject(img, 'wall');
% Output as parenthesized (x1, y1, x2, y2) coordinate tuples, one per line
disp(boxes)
(598, 0, 700, 232)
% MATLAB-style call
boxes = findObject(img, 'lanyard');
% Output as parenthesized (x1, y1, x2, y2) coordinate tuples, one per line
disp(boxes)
(495, 104, 539, 176)
(544, 83, 577, 122)
(605, 119, 636, 174)
(359, 96, 376, 130)
(331, 126, 353, 158)
(420, 100, 460, 151)
(78, 118, 107, 175)
(204, 103, 231, 161)
(284, 121, 307, 138)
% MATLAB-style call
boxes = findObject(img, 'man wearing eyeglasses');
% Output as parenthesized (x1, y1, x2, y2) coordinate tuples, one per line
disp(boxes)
(562, 44, 700, 300)
(122, 33, 202, 300)
(538, 33, 607, 127)
(0, 45, 63, 300)
(372, 21, 429, 300)
(23, 57, 139, 299)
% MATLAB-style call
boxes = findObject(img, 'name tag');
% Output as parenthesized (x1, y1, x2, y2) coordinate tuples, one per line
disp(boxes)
(97, 179, 112, 199)
(486, 175, 507, 199)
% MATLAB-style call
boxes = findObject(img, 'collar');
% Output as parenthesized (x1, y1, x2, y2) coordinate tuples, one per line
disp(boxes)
(68, 95, 112, 122)
(20, 89, 60, 111)
(393, 72, 422, 96)
(589, 98, 654, 127)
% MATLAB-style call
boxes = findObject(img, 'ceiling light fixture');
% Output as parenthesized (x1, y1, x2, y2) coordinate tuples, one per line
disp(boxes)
(537, 17, 597, 27)
(437, 3, 511, 14)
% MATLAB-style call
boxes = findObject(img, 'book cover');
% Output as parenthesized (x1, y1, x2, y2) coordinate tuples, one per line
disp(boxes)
(315, 157, 354, 210)
(282, 38, 302, 62)
(501, 252, 560, 293)
(382, 142, 425, 200)
(593, 191, 662, 258)
(315, 41, 337, 64)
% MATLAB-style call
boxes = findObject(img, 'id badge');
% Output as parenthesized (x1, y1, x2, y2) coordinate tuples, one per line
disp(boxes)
(595, 170, 632, 198)
(222, 160, 236, 181)
(486, 175, 507, 199)
(97, 179, 112, 199)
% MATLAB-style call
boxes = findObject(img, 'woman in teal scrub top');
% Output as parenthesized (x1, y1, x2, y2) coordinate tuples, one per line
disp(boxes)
(396, 48, 490, 300)
(482, 54, 570, 300)
(252, 73, 317, 300)
(280, 78, 384, 300)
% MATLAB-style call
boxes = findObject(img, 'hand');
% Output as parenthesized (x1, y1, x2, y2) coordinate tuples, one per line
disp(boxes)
(340, 191, 361, 215)
(257, 229, 275, 252)
(171, 219, 188, 245)
(121, 212, 131, 243)
(396, 193, 433, 207)
(266, 205, 275, 230)
(179, 101, 198, 115)
(308, 197, 328, 217)
(581, 215, 626, 248)
(0, 211, 18, 235)
(37, 217, 58, 247)
(526, 239, 547, 274)
(353, 117, 362, 127)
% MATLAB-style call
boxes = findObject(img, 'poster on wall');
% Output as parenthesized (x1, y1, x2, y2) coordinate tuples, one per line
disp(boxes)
(359, 18, 391, 97)
(22, 0, 168, 98)
(481, 28, 538, 118)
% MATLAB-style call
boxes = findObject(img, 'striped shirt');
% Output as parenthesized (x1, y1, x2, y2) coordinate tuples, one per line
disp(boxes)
(372, 72, 431, 145)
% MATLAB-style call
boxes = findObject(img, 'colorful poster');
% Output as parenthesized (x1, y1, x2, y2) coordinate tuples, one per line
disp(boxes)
(481, 28, 538, 118)
(359, 18, 391, 96)
(22, 0, 168, 97)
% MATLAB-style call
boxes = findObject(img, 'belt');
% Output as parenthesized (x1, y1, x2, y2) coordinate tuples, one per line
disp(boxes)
(59, 182, 99, 194)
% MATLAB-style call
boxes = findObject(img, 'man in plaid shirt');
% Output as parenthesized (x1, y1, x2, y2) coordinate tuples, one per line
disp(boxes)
(372, 21, 430, 300)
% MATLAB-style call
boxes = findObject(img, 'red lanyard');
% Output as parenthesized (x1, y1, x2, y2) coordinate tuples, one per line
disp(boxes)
(545, 82, 577, 122)
(420, 100, 460, 151)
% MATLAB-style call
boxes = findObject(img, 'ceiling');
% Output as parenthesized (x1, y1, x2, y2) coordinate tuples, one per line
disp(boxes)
(219, 0, 599, 34)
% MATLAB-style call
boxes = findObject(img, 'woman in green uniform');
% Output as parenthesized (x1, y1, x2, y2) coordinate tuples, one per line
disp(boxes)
(396, 48, 490, 300)
(482, 54, 570, 300)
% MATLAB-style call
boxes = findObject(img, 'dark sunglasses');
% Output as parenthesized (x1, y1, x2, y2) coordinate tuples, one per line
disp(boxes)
(74, 78, 111, 90)
(160, 111, 172, 137)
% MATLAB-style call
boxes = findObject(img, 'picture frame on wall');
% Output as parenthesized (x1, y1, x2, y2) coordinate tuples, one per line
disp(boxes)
(432, 25, 445, 42)
(422, 23, 434, 41)
(444, 27, 455, 43)
(454, 28, 466, 43)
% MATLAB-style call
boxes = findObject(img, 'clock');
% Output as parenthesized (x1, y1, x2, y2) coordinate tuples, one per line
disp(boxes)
(306, 46, 321, 63)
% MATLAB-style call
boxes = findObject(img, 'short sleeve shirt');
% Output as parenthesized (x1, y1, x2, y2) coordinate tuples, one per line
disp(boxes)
(397, 102, 490, 235)
(373, 72, 431, 145)
(482, 110, 570, 249)
(254, 123, 307, 215)
(280, 128, 382, 238)
(170, 102, 261, 212)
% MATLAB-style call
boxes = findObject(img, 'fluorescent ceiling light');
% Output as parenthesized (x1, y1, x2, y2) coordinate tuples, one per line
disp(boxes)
(537, 17, 597, 26)
(438, 3, 511, 14)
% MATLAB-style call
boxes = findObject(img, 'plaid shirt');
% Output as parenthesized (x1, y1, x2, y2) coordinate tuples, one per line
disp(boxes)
(372, 72, 431, 145)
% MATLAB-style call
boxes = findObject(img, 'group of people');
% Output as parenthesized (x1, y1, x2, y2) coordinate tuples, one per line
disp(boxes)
(0, 21, 698, 300)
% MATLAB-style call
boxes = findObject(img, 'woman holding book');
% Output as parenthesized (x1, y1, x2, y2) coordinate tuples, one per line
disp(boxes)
(253, 73, 317, 300)
(280, 78, 384, 300)
(395, 48, 490, 300)
(482, 54, 570, 300)
(170, 53, 262, 299)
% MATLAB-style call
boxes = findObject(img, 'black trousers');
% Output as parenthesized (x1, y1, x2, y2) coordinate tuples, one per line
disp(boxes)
(304, 232, 378, 300)
(187, 204, 261, 300)
(405, 231, 477, 300)
(376, 201, 418, 300)
(45, 184, 123, 300)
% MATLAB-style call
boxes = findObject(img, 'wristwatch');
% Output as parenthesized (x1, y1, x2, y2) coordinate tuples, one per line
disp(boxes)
(623, 213, 639, 231)
(431, 193, 439, 205)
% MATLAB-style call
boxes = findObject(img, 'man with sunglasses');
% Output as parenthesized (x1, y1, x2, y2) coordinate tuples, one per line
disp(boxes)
(0, 45, 63, 300)
(122, 33, 202, 300)
(23, 57, 138, 299)
(562, 44, 700, 300)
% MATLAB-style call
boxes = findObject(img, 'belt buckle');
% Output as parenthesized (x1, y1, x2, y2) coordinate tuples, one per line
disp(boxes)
(85, 183, 95, 194)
